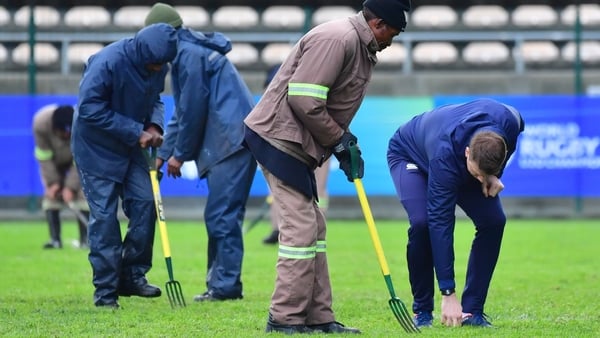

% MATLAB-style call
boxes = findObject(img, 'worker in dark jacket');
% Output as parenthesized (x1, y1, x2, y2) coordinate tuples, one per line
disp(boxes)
(72, 23, 178, 309)
(387, 98, 525, 328)
(145, 3, 257, 302)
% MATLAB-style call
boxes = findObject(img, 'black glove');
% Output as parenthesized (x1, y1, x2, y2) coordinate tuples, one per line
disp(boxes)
(332, 132, 364, 182)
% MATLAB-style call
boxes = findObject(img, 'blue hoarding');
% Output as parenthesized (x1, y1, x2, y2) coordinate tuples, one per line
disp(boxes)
(2, 94, 600, 198)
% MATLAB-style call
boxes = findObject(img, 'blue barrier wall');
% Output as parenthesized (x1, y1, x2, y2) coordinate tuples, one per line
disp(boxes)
(2, 94, 600, 198)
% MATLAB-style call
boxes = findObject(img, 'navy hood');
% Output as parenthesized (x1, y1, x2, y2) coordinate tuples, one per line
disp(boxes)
(126, 23, 178, 73)
(177, 28, 232, 54)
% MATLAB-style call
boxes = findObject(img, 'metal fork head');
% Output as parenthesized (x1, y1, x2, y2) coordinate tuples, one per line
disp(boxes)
(389, 297, 421, 333)
(165, 280, 186, 308)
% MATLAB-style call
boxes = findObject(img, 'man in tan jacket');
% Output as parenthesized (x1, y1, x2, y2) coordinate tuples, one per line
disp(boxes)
(33, 104, 89, 249)
(244, 0, 411, 334)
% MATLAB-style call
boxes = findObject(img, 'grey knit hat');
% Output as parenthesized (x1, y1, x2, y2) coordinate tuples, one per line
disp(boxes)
(145, 2, 183, 28)
(363, 0, 411, 31)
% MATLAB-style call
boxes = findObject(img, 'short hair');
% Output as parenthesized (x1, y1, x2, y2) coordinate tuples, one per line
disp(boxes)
(469, 131, 507, 175)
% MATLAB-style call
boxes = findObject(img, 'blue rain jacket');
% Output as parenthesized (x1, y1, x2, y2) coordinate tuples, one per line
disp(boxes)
(388, 98, 525, 289)
(72, 23, 177, 181)
(157, 28, 255, 177)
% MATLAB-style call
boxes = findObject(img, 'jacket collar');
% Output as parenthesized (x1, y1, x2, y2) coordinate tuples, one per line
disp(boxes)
(349, 12, 379, 55)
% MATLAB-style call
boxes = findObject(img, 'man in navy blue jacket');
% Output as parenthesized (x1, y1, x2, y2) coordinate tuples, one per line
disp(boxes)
(72, 23, 178, 308)
(145, 3, 257, 302)
(387, 99, 524, 327)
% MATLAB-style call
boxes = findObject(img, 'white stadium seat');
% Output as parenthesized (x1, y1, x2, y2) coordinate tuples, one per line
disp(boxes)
(562, 41, 600, 64)
(312, 6, 356, 26)
(64, 6, 111, 28)
(174, 6, 209, 28)
(67, 43, 104, 66)
(212, 6, 259, 29)
(0, 6, 10, 26)
(520, 41, 560, 64)
(463, 42, 510, 65)
(561, 4, 600, 27)
(261, 43, 294, 66)
(410, 5, 457, 29)
(376, 43, 406, 66)
(14, 6, 60, 27)
(12, 42, 59, 67)
(113, 6, 151, 29)
(226, 43, 259, 66)
(512, 5, 558, 28)
(462, 5, 509, 28)
(412, 42, 458, 66)
(262, 6, 305, 29)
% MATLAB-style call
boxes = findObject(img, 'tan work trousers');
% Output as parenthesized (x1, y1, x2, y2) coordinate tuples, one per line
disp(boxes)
(262, 166, 335, 326)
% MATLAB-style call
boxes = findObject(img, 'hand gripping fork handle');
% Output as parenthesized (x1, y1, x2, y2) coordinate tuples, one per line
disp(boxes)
(349, 144, 420, 333)
(144, 147, 186, 308)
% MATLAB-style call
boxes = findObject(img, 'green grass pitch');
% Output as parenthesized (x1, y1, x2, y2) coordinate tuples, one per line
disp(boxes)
(1, 218, 599, 337)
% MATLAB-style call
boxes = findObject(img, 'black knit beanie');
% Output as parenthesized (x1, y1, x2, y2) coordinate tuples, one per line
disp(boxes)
(51, 105, 74, 132)
(363, 0, 411, 31)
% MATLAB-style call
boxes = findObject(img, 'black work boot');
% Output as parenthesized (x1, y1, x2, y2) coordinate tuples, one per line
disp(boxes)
(77, 210, 89, 248)
(308, 321, 361, 334)
(118, 276, 162, 298)
(265, 313, 320, 334)
(43, 210, 62, 249)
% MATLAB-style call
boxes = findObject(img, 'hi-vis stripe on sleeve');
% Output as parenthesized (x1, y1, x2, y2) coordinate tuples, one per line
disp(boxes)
(278, 244, 316, 259)
(35, 147, 53, 161)
(288, 83, 329, 100)
(316, 240, 326, 253)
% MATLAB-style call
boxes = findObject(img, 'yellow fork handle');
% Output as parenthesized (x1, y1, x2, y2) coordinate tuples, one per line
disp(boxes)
(150, 168, 172, 258)
(353, 177, 391, 276)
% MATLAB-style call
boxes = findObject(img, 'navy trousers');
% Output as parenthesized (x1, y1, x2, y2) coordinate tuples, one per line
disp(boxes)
(78, 160, 156, 305)
(389, 159, 506, 315)
(202, 148, 257, 298)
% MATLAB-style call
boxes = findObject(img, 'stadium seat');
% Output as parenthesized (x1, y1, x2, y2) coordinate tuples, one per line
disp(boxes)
(462, 5, 509, 28)
(376, 43, 406, 66)
(12, 42, 59, 67)
(561, 4, 600, 27)
(226, 43, 259, 66)
(562, 41, 600, 64)
(212, 6, 259, 29)
(412, 42, 458, 66)
(14, 6, 60, 28)
(410, 5, 457, 29)
(312, 6, 356, 26)
(67, 43, 104, 66)
(262, 6, 305, 29)
(64, 6, 111, 28)
(0, 6, 10, 26)
(520, 41, 560, 64)
(462, 42, 510, 65)
(113, 6, 151, 29)
(512, 5, 558, 28)
(261, 43, 294, 66)
(174, 6, 209, 28)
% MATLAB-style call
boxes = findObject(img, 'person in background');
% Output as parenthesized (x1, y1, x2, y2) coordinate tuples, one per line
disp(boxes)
(243, 0, 411, 334)
(387, 98, 525, 328)
(72, 23, 178, 309)
(261, 64, 331, 245)
(33, 104, 88, 249)
(145, 3, 257, 302)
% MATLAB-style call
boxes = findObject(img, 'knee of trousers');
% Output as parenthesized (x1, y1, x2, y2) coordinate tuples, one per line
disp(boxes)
(476, 213, 506, 231)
